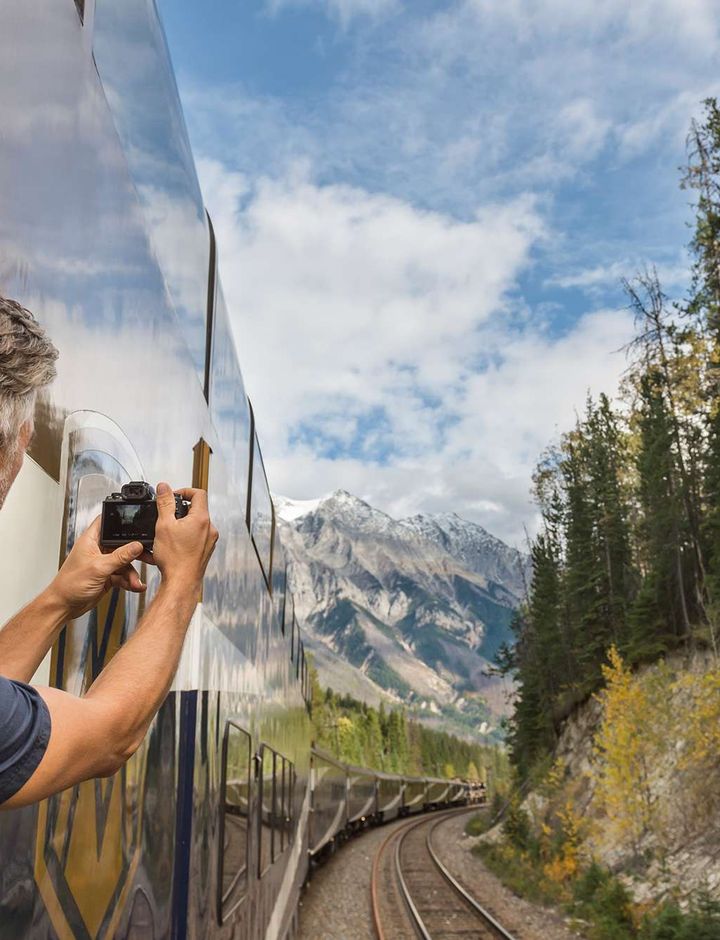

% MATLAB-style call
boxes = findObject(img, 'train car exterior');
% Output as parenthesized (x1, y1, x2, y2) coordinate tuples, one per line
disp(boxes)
(308, 750, 348, 857)
(376, 772, 403, 823)
(346, 766, 377, 828)
(425, 778, 452, 807)
(447, 781, 468, 805)
(402, 778, 427, 815)
(0, 3, 313, 939)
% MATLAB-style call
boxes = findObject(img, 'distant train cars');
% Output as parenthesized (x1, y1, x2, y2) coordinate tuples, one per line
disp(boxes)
(307, 748, 487, 861)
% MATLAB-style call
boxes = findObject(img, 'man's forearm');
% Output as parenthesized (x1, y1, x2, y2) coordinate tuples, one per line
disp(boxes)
(0, 589, 67, 683)
(83, 580, 199, 758)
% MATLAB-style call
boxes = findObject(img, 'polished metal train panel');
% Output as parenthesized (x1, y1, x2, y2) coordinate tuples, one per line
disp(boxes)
(308, 751, 348, 856)
(376, 773, 403, 821)
(92, 0, 211, 388)
(346, 767, 377, 824)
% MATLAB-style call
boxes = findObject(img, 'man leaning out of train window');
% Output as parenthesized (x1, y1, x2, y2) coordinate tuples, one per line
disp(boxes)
(0, 296, 219, 809)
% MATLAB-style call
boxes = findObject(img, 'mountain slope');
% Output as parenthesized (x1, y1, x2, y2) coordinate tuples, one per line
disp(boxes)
(276, 491, 525, 738)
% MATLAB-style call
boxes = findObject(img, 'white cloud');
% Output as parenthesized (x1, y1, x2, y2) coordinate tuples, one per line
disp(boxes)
(173, 0, 720, 545)
(549, 257, 690, 294)
(267, 0, 398, 26)
(199, 159, 634, 545)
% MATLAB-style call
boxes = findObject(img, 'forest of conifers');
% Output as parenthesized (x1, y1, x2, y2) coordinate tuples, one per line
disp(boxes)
(308, 667, 506, 782)
(503, 99, 720, 779)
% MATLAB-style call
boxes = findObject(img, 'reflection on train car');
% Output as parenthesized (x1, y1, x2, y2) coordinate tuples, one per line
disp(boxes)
(376, 772, 403, 823)
(403, 777, 427, 815)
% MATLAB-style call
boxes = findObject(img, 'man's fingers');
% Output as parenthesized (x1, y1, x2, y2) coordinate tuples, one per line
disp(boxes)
(110, 570, 146, 593)
(173, 487, 208, 515)
(155, 481, 177, 520)
(103, 541, 144, 572)
(84, 516, 102, 541)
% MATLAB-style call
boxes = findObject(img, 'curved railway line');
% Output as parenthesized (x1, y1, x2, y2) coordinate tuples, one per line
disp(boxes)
(371, 808, 518, 940)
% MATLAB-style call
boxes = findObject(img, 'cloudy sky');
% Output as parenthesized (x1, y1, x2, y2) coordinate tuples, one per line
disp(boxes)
(158, 0, 718, 546)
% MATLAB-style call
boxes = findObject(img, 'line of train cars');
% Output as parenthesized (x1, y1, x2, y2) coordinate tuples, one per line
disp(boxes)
(308, 749, 488, 860)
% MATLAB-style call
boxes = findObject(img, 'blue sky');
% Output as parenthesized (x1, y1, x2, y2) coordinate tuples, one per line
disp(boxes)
(158, 0, 718, 545)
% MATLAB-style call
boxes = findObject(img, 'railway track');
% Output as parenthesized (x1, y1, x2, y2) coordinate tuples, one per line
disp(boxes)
(371, 807, 518, 940)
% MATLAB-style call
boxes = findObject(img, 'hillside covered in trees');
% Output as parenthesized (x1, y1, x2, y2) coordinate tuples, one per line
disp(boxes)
(308, 666, 507, 784)
(503, 99, 720, 780)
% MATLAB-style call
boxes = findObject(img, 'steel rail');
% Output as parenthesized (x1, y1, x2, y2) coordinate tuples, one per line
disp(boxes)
(371, 806, 484, 940)
(426, 813, 519, 940)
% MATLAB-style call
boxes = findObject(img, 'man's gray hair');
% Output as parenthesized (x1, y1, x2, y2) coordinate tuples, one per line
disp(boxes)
(0, 296, 59, 445)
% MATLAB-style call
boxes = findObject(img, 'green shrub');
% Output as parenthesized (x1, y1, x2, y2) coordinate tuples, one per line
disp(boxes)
(570, 863, 634, 940)
(503, 800, 533, 852)
(639, 897, 720, 940)
(464, 813, 489, 837)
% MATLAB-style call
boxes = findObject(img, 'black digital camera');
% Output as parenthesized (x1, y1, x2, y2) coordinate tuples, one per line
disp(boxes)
(100, 481, 190, 550)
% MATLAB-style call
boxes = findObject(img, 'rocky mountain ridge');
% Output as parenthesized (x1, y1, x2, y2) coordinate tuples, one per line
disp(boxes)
(275, 490, 526, 739)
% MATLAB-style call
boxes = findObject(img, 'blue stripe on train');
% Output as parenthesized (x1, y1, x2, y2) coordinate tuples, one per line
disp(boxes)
(171, 691, 198, 940)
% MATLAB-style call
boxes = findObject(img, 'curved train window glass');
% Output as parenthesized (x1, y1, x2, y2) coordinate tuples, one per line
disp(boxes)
(209, 288, 251, 510)
(272, 534, 287, 622)
(92, 0, 210, 385)
(258, 746, 274, 877)
(258, 746, 294, 876)
(218, 721, 252, 923)
(249, 431, 274, 586)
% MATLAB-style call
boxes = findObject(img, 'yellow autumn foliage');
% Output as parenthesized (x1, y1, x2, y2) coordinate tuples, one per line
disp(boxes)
(591, 647, 720, 855)
(592, 647, 672, 849)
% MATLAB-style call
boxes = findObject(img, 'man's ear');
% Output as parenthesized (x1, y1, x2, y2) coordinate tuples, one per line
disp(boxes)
(18, 417, 34, 450)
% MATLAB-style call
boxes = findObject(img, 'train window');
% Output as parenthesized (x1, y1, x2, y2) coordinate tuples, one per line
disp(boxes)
(272, 756, 283, 862)
(272, 536, 287, 626)
(258, 746, 275, 877)
(74, 0, 85, 22)
(246, 416, 274, 588)
(288, 765, 296, 844)
(279, 758, 287, 853)
(257, 746, 294, 876)
(218, 721, 252, 923)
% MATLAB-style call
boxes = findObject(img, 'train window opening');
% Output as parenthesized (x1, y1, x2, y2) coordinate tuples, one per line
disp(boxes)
(74, 0, 85, 22)
(258, 745, 294, 876)
(217, 721, 252, 924)
(204, 213, 217, 402)
(290, 613, 297, 663)
(279, 758, 287, 852)
(246, 407, 275, 590)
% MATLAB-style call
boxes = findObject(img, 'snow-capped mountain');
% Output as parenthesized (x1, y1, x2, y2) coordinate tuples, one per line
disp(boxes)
(276, 490, 526, 738)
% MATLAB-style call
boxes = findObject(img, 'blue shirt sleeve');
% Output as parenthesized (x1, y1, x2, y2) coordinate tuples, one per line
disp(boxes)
(0, 676, 51, 805)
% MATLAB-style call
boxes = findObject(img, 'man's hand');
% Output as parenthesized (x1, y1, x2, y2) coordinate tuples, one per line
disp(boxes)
(48, 517, 152, 621)
(151, 482, 218, 593)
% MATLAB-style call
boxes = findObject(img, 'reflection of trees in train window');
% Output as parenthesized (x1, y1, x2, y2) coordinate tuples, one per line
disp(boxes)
(218, 721, 251, 923)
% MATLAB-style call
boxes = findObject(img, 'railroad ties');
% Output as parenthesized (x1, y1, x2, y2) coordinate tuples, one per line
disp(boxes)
(371, 808, 518, 940)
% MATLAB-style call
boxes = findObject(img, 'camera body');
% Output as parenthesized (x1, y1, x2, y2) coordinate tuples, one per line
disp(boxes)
(100, 482, 190, 550)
